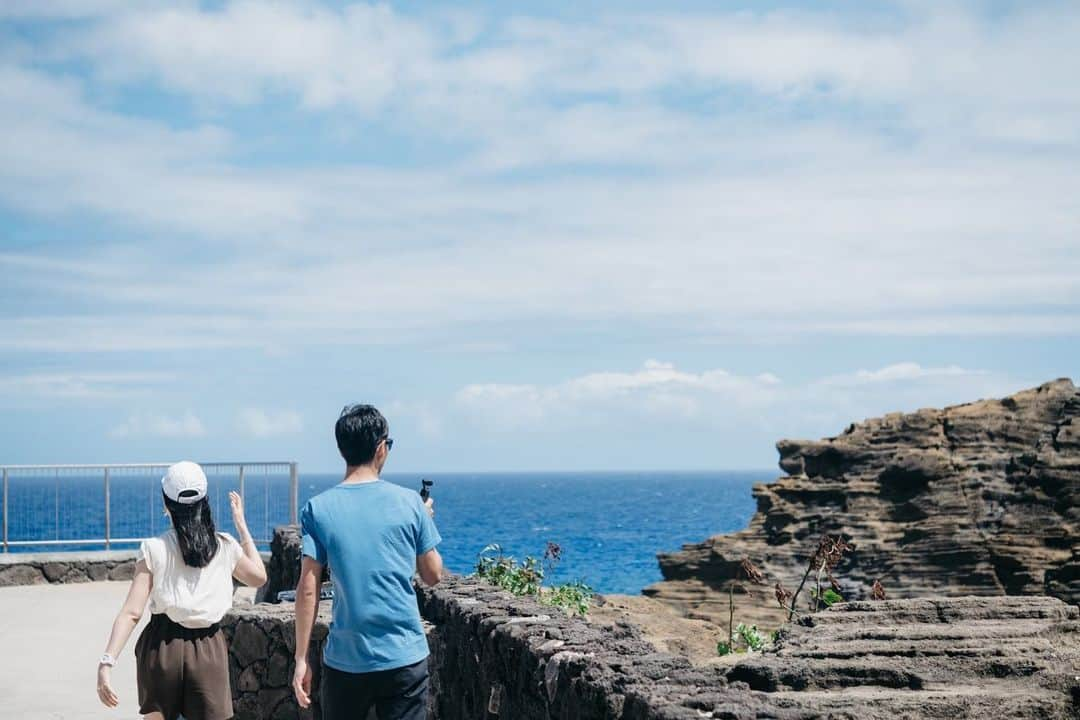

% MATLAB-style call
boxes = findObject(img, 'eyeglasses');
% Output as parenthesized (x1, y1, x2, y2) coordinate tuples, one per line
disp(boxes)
(384, 437, 394, 451)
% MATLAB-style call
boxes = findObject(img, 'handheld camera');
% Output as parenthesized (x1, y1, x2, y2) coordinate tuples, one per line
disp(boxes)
(419, 478, 434, 501)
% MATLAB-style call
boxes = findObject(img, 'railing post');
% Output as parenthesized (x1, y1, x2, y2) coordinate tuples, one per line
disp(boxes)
(289, 462, 299, 525)
(104, 468, 110, 550)
(238, 465, 245, 502)
(2, 468, 8, 553)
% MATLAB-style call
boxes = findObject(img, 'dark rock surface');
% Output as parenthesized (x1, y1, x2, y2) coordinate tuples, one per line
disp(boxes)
(646, 379, 1080, 629)
(0, 550, 136, 586)
(259, 525, 328, 603)
(416, 575, 740, 720)
(261, 525, 302, 603)
(223, 599, 336, 720)
(223, 598, 426, 720)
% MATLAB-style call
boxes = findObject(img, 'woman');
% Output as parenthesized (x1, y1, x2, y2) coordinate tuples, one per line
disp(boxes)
(96, 461, 268, 720)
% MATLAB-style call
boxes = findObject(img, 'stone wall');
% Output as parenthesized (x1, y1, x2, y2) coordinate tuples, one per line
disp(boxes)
(415, 576, 727, 720)
(223, 576, 719, 720)
(223, 598, 419, 720)
(0, 549, 269, 589)
(223, 601, 331, 720)
(224, 577, 1080, 720)
(0, 550, 136, 586)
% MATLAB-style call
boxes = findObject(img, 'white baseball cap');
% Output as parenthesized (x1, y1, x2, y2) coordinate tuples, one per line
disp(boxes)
(162, 461, 208, 504)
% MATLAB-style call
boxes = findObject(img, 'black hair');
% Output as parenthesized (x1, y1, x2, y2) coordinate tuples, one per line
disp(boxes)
(163, 493, 219, 568)
(335, 404, 389, 466)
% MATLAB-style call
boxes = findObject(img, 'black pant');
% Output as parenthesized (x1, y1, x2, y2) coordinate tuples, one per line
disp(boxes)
(321, 658, 429, 720)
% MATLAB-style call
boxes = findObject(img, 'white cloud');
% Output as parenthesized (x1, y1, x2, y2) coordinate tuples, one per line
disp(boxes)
(51, 3, 1080, 149)
(0, 371, 172, 401)
(237, 408, 303, 438)
(457, 360, 786, 428)
(77, 2, 436, 111)
(817, 362, 984, 386)
(455, 360, 1027, 436)
(110, 411, 206, 438)
(0, 2, 1077, 354)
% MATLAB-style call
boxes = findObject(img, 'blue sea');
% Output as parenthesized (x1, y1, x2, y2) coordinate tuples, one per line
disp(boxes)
(2, 471, 763, 594)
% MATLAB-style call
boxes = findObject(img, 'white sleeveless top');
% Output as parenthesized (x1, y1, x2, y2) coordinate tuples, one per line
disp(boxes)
(138, 530, 243, 628)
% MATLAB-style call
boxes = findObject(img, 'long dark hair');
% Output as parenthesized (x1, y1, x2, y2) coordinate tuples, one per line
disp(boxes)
(163, 492, 219, 568)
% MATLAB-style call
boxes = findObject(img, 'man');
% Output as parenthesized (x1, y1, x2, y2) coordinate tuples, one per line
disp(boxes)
(293, 404, 443, 720)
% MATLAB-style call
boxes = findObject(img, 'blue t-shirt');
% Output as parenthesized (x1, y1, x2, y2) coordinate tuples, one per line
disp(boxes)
(300, 480, 441, 673)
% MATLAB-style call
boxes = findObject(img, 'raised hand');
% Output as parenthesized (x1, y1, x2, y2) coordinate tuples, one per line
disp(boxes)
(229, 491, 249, 535)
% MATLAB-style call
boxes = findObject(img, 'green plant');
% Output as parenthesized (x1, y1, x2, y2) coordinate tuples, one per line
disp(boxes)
(540, 580, 593, 616)
(778, 534, 854, 621)
(736, 623, 766, 652)
(474, 543, 593, 616)
(716, 624, 770, 656)
(812, 588, 843, 607)
(727, 558, 766, 650)
(475, 543, 543, 595)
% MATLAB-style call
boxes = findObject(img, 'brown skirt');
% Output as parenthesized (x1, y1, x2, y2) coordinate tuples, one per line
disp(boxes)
(134, 613, 233, 720)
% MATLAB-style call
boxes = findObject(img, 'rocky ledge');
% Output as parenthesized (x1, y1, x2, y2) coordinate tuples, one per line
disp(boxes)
(646, 379, 1080, 629)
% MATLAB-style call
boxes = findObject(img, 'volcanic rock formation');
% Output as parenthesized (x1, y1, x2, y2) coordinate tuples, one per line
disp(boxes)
(645, 379, 1080, 628)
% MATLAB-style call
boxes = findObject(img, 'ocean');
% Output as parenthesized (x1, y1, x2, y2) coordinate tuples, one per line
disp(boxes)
(2, 470, 764, 594)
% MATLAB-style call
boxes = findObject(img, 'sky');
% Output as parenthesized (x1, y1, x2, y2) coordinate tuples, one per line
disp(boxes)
(0, 0, 1077, 473)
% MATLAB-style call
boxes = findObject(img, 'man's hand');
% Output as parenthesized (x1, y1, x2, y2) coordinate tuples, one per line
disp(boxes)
(292, 656, 312, 708)
(424, 497, 435, 518)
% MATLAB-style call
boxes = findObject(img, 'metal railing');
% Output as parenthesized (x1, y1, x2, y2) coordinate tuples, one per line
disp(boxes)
(1, 462, 298, 552)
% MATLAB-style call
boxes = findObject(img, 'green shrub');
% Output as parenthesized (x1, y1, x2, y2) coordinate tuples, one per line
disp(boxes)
(541, 580, 593, 616)
(475, 543, 543, 595)
(474, 543, 592, 616)
(717, 624, 770, 656)
(810, 587, 844, 608)
(736, 623, 766, 652)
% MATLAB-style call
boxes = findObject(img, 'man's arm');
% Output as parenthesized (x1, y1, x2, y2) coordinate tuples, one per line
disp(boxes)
(415, 496, 443, 586)
(292, 556, 323, 709)
(417, 548, 443, 586)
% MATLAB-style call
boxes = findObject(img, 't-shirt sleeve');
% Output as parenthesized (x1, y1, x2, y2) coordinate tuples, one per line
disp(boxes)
(414, 496, 442, 556)
(137, 539, 154, 572)
(221, 533, 243, 570)
(300, 501, 327, 565)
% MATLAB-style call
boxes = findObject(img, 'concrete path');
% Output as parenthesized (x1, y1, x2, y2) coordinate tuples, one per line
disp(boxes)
(0, 581, 148, 719)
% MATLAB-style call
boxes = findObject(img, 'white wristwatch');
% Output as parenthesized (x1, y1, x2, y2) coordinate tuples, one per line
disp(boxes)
(99, 653, 116, 667)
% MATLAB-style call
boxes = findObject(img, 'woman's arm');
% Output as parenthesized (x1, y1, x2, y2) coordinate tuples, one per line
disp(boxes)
(229, 491, 268, 587)
(96, 559, 152, 708)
